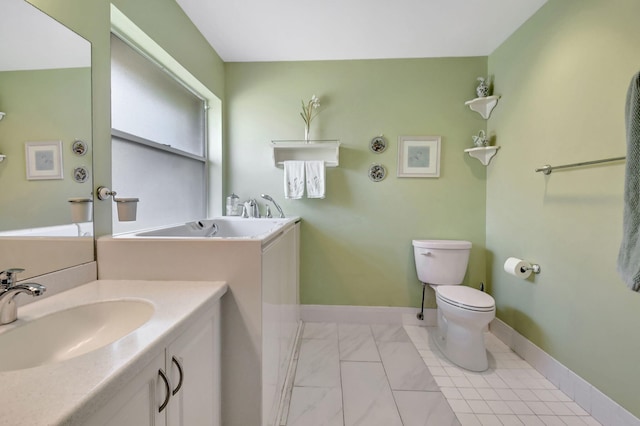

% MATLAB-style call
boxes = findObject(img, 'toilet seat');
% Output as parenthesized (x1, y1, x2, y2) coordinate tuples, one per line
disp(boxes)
(436, 286, 495, 312)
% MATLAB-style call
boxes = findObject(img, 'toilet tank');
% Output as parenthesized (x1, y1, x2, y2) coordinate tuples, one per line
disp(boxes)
(412, 240, 471, 285)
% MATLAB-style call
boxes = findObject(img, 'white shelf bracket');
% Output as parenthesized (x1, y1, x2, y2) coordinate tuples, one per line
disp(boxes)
(464, 96, 500, 119)
(464, 146, 500, 166)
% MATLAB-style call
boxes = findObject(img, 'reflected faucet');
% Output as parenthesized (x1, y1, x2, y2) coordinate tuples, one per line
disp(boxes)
(261, 194, 285, 218)
(0, 268, 46, 325)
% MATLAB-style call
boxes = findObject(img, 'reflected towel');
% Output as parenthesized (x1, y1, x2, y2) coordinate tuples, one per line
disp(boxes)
(617, 71, 640, 291)
(306, 160, 326, 199)
(284, 161, 305, 199)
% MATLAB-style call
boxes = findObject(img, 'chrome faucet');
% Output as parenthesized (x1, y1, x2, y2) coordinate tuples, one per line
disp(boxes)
(0, 268, 46, 325)
(247, 199, 261, 218)
(261, 194, 285, 218)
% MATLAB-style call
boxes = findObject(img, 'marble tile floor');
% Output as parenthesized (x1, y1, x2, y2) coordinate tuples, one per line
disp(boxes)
(283, 322, 602, 426)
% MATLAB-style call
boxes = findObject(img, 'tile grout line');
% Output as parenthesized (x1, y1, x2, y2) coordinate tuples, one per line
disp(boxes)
(370, 324, 406, 425)
(278, 321, 305, 426)
(337, 325, 346, 426)
(403, 325, 463, 426)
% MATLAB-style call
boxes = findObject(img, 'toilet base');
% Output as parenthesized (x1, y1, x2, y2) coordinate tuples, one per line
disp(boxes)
(434, 307, 491, 372)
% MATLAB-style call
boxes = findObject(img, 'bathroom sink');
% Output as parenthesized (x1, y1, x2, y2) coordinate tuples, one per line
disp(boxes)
(0, 299, 154, 372)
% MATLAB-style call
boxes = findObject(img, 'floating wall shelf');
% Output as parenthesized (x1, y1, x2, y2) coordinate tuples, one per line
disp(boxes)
(464, 96, 500, 119)
(271, 140, 340, 167)
(464, 146, 500, 166)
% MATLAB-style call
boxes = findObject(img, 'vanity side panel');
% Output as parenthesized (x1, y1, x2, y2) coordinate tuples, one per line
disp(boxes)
(261, 225, 300, 425)
(96, 238, 262, 426)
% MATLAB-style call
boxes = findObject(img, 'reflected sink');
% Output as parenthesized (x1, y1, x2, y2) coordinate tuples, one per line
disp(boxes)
(0, 299, 154, 372)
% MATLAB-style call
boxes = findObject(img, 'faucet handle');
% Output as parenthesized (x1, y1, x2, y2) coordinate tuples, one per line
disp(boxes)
(0, 268, 25, 288)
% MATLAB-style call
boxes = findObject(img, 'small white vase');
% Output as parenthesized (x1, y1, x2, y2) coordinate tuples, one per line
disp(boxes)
(304, 123, 310, 142)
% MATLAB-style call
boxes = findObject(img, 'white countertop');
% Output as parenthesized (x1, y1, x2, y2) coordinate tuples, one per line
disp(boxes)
(0, 279, 228, 425)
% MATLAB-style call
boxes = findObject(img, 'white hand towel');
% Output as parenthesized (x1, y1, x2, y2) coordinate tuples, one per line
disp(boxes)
(284, 161, 305, 199)
(305, 160, 326, 199)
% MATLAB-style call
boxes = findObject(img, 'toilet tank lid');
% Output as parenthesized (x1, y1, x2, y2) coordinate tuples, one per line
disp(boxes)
(412, 240, 472, 249)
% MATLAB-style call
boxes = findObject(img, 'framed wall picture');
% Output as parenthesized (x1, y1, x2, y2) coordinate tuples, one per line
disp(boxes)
(25, 140, 64, 180)
(397, 136, 441, 178)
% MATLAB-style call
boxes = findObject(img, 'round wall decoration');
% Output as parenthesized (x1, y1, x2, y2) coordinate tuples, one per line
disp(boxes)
(369, 136, 387, 153)
(368, 163, 387, 182)
(73, 166, 89, 183)
(72, 139, 88, 156)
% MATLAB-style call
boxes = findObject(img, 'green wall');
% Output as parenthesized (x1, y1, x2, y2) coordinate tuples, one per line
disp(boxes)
(16, 0, 640, 419)
(487, 0, 640, 418)
(0, 68, 91, 231)
(225, 58, 488, 307)
(27, 0, 225, 236)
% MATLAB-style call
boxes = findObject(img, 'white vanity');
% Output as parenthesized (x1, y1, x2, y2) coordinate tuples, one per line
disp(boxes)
(0, 280, 227, 425)
(97, 217, 301, 426)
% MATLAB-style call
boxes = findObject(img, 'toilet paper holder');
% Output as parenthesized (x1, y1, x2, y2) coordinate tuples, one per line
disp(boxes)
(521, 264, 541, 274)
(504, 257, 541, 279)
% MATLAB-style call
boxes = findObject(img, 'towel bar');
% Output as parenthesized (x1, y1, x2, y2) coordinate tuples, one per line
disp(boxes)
(535, 156, 626, 175)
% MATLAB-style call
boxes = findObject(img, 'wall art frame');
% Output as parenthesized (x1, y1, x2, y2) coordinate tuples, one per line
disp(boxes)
(397, 135, 441, 178)
(25, 140, 64, 180)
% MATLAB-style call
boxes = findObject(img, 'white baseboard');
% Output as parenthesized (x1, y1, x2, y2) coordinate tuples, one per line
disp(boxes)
(300, 304, 438, 326)
(490, 318, 640, 426)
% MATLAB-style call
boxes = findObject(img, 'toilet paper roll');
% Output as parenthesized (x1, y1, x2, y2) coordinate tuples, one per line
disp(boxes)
(503, 257, 532, 279)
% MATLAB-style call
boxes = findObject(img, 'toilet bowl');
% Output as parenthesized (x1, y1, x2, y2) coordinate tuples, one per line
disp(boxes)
(412, 239, 496, 372)
(434, 285, 495, 371)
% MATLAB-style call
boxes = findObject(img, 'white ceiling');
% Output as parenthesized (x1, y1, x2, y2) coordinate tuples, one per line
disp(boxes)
(175, 0, 548, 62)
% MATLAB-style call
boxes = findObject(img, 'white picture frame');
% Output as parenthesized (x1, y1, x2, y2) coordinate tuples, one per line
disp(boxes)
(25, 140, 64, 180)
(397, 135, 441, 178)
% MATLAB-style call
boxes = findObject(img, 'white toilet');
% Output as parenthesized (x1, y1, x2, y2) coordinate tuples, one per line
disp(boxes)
(412, 239, 496, 372)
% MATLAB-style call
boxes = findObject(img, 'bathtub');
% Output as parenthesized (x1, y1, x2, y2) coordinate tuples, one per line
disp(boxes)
(98, 215, 301, 425)
(117, 216, 297, 241)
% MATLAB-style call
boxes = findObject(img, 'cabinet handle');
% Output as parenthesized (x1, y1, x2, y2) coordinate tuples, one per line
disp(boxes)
(158, 368, 171, 413)
(171, 356, 184, 396)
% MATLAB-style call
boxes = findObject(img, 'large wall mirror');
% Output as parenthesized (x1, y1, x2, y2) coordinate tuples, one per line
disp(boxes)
(0, 0, 94, 280)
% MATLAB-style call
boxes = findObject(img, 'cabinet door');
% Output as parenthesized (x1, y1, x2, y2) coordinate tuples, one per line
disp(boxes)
(87, 352, 168, 426)
(166, 301, 220, 426)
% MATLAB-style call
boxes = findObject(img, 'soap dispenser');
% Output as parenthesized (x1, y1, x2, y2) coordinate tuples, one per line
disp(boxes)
(226, 193, 240, 216)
